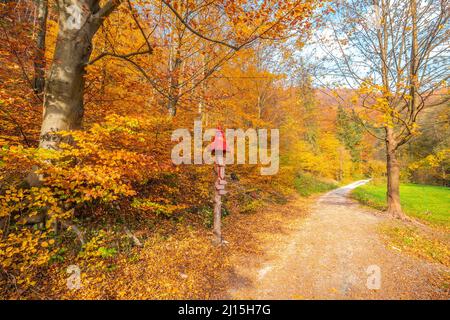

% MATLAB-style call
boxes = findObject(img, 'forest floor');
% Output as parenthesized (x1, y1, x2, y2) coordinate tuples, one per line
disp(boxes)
(13, 181, 448, 300)
(225, 180, 449, 299)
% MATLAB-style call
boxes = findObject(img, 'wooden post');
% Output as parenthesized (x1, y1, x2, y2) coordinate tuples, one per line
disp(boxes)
(212, 153, 227, 245)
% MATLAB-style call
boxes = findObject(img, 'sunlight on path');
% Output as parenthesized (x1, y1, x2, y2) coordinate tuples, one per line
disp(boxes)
(228, 181, 448, 300)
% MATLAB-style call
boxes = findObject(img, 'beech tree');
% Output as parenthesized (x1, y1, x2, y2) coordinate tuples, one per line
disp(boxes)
(39, 0, 322, 150)
(39, 0, 120, 150)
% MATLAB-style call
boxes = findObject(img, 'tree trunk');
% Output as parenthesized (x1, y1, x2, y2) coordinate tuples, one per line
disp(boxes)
(33, 0, 48, 94)
(385, 127, 405, 219)
(167, 98, 178, 117)
(166, 51, 182, 117)
(166, 4, 183, 118)
(409, 0, 418, 120)
(39, 1, 106, 149)
(212, 157, 226, 246)
(27, 0, 118, 209)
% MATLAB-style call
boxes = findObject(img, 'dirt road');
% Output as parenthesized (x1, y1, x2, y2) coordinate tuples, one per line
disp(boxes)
(228, 181, 448, 299)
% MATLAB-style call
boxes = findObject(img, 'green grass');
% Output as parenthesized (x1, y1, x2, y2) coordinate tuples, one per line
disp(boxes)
(294, 173, 338, 197)
(352, 182, 450, 228)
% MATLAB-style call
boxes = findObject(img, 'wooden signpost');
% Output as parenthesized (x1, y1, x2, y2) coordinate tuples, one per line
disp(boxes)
(211, 128, 228, 246)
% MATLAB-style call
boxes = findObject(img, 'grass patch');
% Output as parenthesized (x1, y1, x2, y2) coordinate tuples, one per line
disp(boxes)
(294, 173, 338, 197)
(379, 223, 450, 267)
(352, 182, 450, 228)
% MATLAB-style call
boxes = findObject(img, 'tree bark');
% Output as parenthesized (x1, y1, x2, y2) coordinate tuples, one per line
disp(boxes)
(39, 0, 116, 149)
(385, 127, 405, 219)
(33, 0, 48, 94)
(166, 0, 183, 117)
(377, 0, 405, 220)
(40, 2, 94, 148)
(166, 49, 182, 117)
(167, 97, 178, 117)
(409, 0, 418, 120)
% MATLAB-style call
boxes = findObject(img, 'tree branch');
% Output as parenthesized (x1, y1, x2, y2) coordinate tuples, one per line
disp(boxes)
(161, 0, 239, 50)
(88, 49, 152, 65)
(96, 0, 121, 21)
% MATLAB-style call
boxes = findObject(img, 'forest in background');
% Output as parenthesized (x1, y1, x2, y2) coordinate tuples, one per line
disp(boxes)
(0, 0, 448, 299)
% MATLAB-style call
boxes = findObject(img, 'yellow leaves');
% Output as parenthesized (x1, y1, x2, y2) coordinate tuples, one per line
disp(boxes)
(0, 114, 171, 293)
(423, 154, 440, 168)
(35, 147, 61, 161)
(131, 198, 186, 216)
(409, 149, 450, 171)
(381, 224, 450, 267)
(410, 122, 420, 136)
(0, 227, 56, 289)
(69, 226, 232, 300)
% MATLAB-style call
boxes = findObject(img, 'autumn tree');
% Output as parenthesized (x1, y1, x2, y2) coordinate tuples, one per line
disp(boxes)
(38, 0, 121, 150)
(317, 0, 449, 218)
(38, 0, 323, 153)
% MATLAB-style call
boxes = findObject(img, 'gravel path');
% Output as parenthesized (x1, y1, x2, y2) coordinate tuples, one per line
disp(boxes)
(229, 180, 449, 299)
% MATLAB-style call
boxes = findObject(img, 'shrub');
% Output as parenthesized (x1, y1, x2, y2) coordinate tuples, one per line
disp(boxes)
(0, 115, 166, 292)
